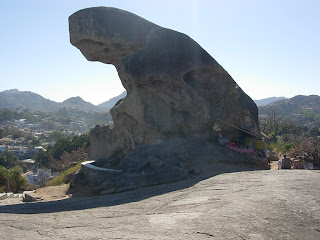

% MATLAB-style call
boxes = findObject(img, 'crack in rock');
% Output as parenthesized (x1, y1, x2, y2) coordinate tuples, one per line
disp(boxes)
(196, 231, 215, 237)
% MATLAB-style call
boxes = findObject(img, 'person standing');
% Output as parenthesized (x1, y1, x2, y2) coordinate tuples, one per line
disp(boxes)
(277, 159, 282, 169)
(264, 149, 270, 164)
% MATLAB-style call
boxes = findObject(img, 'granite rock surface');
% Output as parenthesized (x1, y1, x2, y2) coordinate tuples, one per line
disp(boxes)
(69, 7, 261, 188)
(1, 170, 319, 240)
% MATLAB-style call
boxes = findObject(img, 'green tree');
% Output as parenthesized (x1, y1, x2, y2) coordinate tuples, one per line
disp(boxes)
(47, 130, 64, 142)
(0, 166, 9, 192)
(31, 138, 40, 147)
(309, 126, 320, 136)
(0, 109, 14, 122)
(70, 134, 89, 149)
(11, 129, 24, 139)
(282, 134, 290, 142)
(49, 147, 88, 172)
(8, 166, 27, 193)
(34, 149, 51, 167)
(315, 114, 320, 126)
(301, 110, 315, 122)
(0, 151, 19, 168)
(49, 134, 88, 160)
(0, 128, 4, 139)
(50, 138, 71, 160)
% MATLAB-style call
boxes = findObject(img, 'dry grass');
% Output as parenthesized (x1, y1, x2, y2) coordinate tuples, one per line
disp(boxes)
(35, 184, 70, 201)
(46, 162, 82, 186)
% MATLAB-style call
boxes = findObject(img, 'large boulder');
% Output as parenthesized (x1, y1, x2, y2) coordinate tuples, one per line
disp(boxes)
(69, 7, 261, 189)
(23, 191, 43, 202)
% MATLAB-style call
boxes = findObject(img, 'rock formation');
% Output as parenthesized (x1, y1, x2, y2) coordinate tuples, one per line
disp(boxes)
(69, 7, 262, 191)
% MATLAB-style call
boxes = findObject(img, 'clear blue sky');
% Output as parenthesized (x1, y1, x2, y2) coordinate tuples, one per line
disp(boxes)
(0, 0, 319, 105)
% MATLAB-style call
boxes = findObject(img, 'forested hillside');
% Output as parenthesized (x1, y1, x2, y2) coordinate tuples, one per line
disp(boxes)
(258, 95, 320, 168)
(259, 95, 320, 129)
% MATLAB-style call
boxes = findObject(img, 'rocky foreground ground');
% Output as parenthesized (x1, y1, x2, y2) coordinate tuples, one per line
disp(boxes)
(0, 169, 319, 240)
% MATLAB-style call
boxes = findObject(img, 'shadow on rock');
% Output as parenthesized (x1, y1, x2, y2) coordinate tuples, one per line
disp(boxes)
(0, 160, 265, 214)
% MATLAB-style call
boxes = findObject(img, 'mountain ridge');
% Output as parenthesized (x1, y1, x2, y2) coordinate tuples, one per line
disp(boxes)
(259, 95, 320, 115)
(258, 95, 320, 129)
(0, 89, 126, 112)
(60, 96, 99, 112)
(254, 96, 287, 107)
(0, 89, 58, 112)
(1, 89, 318, 115)
(97, 91, 127, 110)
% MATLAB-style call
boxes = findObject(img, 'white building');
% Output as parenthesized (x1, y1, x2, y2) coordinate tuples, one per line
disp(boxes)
(8, 146, 29, 157)
(33, 146, 45, 154)
(15, 119, 26, 126)
(26, 168, 52, 186)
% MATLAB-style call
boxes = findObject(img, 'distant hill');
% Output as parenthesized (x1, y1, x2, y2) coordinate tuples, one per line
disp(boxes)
(97, 91, 127, 110)
(0, 89, 101, 112)
(259, 95, 320, 116)
(0, 89, 58, 112)
(254, 97, 286, 107)
(60, 96, 99, 112)
(259, 95, 320, 128)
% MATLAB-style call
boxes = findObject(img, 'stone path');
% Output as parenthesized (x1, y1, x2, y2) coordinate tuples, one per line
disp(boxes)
(0, 170, 319, 239)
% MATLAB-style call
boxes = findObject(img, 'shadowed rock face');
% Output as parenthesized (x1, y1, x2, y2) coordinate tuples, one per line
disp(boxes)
(69, 7, 260, 182)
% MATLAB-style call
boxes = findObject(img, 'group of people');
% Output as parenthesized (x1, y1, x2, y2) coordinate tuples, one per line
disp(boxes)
(277, 155, 305, 169)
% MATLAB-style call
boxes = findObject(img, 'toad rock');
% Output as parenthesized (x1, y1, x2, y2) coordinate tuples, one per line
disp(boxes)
(69, 7, 261, 187)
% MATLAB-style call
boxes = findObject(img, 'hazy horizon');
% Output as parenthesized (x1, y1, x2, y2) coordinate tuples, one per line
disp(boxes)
(0, 88, 126, 106)
(4, 88, 320, 107)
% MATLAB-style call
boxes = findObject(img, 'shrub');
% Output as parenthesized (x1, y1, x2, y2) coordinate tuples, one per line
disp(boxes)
(8, 166, 27, 193)
(49, 148, 88, 172)
(46, 162, 82, 186)
(270, 142, 296, 155)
